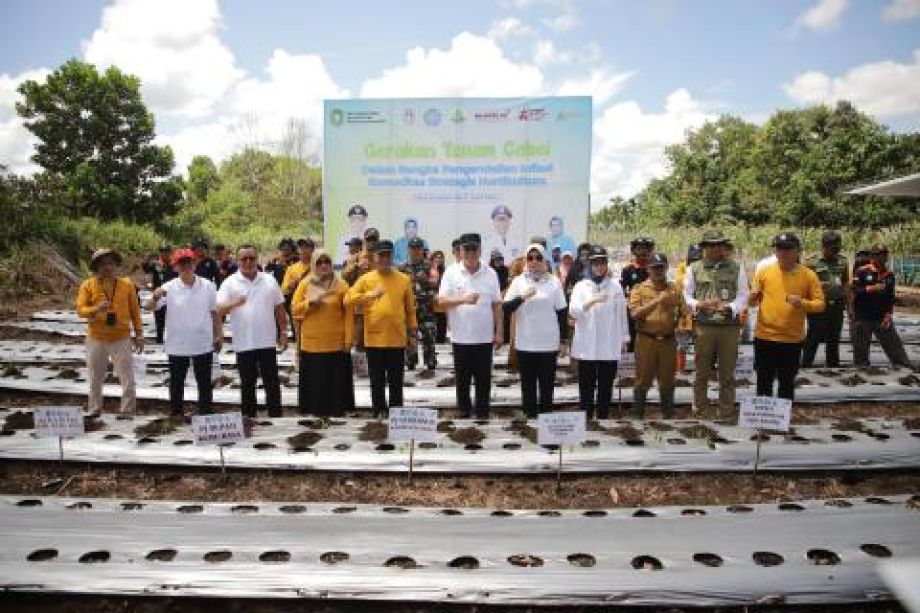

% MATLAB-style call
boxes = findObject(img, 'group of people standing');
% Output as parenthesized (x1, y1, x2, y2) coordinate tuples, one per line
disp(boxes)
(76, 223, 915, 421)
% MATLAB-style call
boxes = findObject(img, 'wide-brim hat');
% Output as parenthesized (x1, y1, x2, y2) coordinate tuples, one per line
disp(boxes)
(90, 249, 122, 271)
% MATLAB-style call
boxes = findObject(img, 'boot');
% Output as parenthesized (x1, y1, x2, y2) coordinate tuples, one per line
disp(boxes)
(632, 389, 646, 420)
(661, 388, 675, 420)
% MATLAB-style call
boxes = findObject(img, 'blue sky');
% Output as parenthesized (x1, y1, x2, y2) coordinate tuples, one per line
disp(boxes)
(1, 0, 918, 203)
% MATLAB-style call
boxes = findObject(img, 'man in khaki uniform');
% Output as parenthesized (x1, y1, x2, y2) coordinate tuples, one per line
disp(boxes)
(682, 230, 749, 416)
(629, 254, 682, 419)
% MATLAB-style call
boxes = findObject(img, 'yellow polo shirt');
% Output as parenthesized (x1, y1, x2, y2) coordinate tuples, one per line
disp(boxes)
(752, 263, 824, 343)
(76, 276, 143, 342)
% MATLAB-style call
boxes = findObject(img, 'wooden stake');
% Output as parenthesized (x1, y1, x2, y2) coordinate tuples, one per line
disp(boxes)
(408, 438, 415, 485)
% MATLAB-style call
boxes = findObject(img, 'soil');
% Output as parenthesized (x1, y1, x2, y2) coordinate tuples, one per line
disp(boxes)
(358, 421, 388, 442)
(287, 431, 323, 448)
(0, 324, 83, 344)
(447, 427, 486, 445)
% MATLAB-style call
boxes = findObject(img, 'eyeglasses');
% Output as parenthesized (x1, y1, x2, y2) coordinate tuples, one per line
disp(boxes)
(527, 254, 544, 262)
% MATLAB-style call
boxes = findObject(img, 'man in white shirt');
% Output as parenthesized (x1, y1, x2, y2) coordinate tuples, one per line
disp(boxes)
(482, 204, 525, 264)
(217, 244, 288, 418)
(437, 233, 503, 419)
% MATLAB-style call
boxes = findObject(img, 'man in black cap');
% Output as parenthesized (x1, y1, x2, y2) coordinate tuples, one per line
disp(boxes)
(337, 203, 369, 265)
(265, 238, 295, 288)
(399, 236, 438, 371)
(192, 238, 219, 283)
(629, 253, 683, 418)
(851, 244, 915, 370)
(802, 231, 850, 368)
(621, 236, 655, 351)
(345, 239, 418, 417)
(142, 244, 177, 344)
(437, 233, 503, 419)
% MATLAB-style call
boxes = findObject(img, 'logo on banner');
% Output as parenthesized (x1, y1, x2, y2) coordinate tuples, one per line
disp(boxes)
(556, 109, 585, 121)
(518, 107, 547, 122)
(448, 108, 466, 123)
(402, 108, 416, 124)
(423, 108, 442, 126)
(474, 109, 511, 122)
(330, 108, 344, 126)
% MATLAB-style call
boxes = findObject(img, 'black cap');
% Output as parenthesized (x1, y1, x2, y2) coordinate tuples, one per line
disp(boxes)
(772, 232, 801, 249)
(821, 231, 841, 246)
(347, 204, 368, 217)
(277, 237, 295, 250)
(588, 245, 608, 260)
(374, 239, 394, 253)
(214, 243, 226, 251)
(364, 227, 380, 241)
(408, 237, 425, 249)
(649, 253, 668, 268)
(347, 236, 363, 247)
(491, 204, 512, 219)
(158, 244, 172, 252)
(490, 249, 504, 260)
(192, 238, 209, 249)
(630, 236, 655, 249)
(296, 237, 315, 248)
(687, 244, 702, 263)
(459, 233, 481, 247)
(451, 238, 462, 249)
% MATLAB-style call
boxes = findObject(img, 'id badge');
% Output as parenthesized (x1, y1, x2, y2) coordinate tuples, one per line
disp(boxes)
(105, 312, 117, 326)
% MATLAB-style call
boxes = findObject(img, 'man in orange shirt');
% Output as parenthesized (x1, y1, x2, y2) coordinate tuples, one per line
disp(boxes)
(75, 249, 144, 415)
(749, 233, 824, 401)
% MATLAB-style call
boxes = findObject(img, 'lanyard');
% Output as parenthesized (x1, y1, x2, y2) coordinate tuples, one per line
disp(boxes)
(101, 278, 118, 304)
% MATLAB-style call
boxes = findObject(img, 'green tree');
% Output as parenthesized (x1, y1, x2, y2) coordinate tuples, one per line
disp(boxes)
(186, 155, 220, 204)
(15, 59, 182, 222)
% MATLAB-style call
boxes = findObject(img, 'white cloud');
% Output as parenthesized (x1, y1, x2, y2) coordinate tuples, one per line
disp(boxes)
(591, 89, 714, 201)
(81, 0, 243, 118)
(487, 16, 534, 40)
(360, 32, 544, 98)
(533, 39, 601, 67)
(0, 69, 50, 175)
(881, 0, 920, 21)
(557, 69, 636, 106)
(783, 49, 920, 119)
(542, 0, 579, 32)
(796, 0, 848, 31)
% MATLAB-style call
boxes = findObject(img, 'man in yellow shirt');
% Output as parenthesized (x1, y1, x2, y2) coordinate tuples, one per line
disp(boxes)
(749, 233, 824, 401)
(75, 249, 144, 415)
(345, 239, 418, 417)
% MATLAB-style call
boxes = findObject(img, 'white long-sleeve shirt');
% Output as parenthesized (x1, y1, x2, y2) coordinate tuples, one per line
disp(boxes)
(568, 276, 630, 361)
(681, 261, 750, 319)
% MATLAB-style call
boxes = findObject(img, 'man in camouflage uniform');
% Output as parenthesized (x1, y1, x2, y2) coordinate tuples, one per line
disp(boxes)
(621, 236, 654, 352)
(400, 237, 438, 371)
(802, 231, 850, 368)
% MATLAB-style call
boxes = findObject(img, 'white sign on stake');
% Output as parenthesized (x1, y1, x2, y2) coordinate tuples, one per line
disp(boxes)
(617, 353, 636, 379)
(739, 396, 792, 432)
(388, 407, 438, 443)
(33, 406, 85, 439)
(538, 411, 586, 446)
(192, 412, 245, 446)
(734, 355, 755, 379)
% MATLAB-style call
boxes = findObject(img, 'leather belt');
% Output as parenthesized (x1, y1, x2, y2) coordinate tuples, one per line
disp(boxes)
(638, 331, 675, 341)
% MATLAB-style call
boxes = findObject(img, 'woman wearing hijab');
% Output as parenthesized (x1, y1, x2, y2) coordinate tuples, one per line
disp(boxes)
(503, 244, 568, 418)
(291, 249, 355, 416)
(569, 246, 630, 420)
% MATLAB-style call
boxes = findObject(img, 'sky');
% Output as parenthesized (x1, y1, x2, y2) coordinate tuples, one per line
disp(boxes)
(0, 0, 918, 209)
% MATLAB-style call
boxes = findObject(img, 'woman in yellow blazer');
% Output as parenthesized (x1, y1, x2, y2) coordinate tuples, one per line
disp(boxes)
(291, 249, 355, 416)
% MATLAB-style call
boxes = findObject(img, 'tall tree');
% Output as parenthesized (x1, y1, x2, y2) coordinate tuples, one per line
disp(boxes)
(186, 155, 220, 204)
(16, 59, 182, 222)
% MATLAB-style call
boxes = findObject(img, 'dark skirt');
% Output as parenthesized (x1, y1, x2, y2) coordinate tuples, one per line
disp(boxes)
(298, 351, 355, 416)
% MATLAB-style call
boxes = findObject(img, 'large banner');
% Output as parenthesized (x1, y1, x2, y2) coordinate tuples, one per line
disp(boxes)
(323, 97, 592, 266)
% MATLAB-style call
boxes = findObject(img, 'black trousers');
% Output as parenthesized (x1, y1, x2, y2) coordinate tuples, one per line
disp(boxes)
(298, 351, 354, 417)
(801, 303, 844, 367)
(578, 359, 617, 420)
(237, 347, 282, 417)
(517, 350, 558, 418)
(754, 338, 802, 401)
(154, 306, 167, 344)
(366, 347, 404, 416)
(453, 343, 493, 418)
(852, 318, 913, 369)
(167, 352, 212, 413)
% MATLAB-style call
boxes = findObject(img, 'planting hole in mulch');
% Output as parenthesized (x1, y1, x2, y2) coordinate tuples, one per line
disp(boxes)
(860, 544, 892, 558)
(567, 553, 596, 567)
(384, 556, 418, 569)
(333, 506, 356, 514)
(807, 548, 841, 565)
(678, 424, 720, 440)
(682, 508, 707, 516)
(27, 548, 58, 562)
(866, 496, 893, 505)
(137, 437, 159, 445)
(134, 415, 185, 438)
(448, 427, 486, 445)
(581, 439, 600, 447)
(104, 434, 123, 441)
(79, 550, 111, 564)
(907, 495, 920, 509)
(727, 504, 754, 513)
(17, 498, 42, 507)
(177, 504, 203, 514)
(667, 438, 687, 445)
(903, 416, 920, 429)
(693, 552, 723, 567)
(583, 510, 607, 517)
(448, 556, 480, 569)
(825, 499, 853, 508)
(440, 508, 463, 516)
(359, 421, 388, 443)
(320, 551, 349, 564)
(604, 424, 643, 441)
(121, 502, 144, 511)
(334, 443, 351, 451)
(464, 443, 483, 451)
(83, 416, 105, 432)
(503, 442, 521, 450)
(631, 555, 663, 570)
(280, 505, 306, 514)
(259, 550, 291, 563)
(173, 439, 193, 446)
(204, 550, 232, 563)
(753, 551, 784, 567)
(839, 374, 866, 387)
(436, 420, 456, 433)
(491, 510, 513, 517)
(633, 509, 656, 517)
(67, 501, 92, 510)
(146, 549, 177, 562)
(832, 433, 853, 442)
(779, 503, 805, 512)
(253, 442, 276, 450)
(375, 443, 395, 451)
(508, 554, 543, 567)
(646, 421, 674, 431)
(418, 442, 437, 449)
(538, 510, 561, 517)
(231, 504, 258, 514)
(383, 506, 409, 514)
